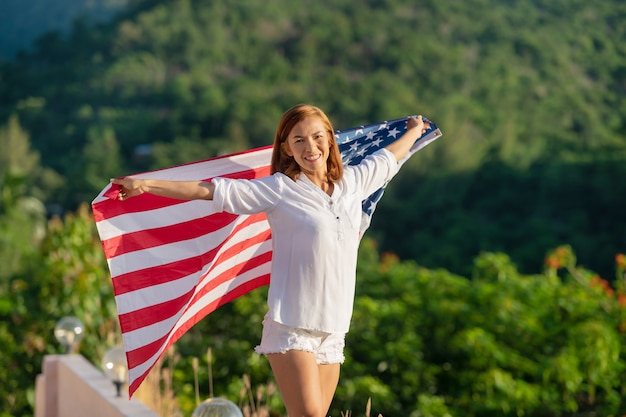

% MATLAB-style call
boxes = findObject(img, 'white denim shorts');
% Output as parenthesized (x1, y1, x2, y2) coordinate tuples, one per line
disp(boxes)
(254, 317, 345, 365)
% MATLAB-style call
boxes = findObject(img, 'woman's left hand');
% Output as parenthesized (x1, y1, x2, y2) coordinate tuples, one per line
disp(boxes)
(385, 115, 432, 161)
(407, 115, 430, 136)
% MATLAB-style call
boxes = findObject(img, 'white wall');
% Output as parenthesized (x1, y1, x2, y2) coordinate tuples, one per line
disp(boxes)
(35, 354, 161, 417)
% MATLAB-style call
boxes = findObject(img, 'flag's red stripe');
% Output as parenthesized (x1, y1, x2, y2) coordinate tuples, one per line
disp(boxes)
(93, 193, 187, 223)
(93, 165, 271, 221)
(119, 290, 193, 333)
(118, 244, 271, 333)
(123, 271, 271, 387)
(189, 235, 272, 306)
(127, 334, 168, 370)
(102, 212, 238, 258)
(170, 274, 270, 344)
(128, 372, 150, 399)
(113, 255, 203, 296)
(111, 213, 268, 294)
(122, 247, 271, 357)
(127, 332, 170, 395)
(121, 217, 272, 395)
(126, 274, 270, 397)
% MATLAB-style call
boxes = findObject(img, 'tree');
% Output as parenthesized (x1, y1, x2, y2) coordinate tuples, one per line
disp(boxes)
(0, 115, 52, 281)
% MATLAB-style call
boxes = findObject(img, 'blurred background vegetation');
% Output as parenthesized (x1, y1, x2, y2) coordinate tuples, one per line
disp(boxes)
(0, 0, 625, 416)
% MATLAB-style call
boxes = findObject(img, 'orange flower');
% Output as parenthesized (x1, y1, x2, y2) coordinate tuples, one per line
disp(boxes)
(545, 256, 561, 269)
(616, 253, 626, 269)
(380, 251, 399, 272)
(590, 275, 615, 297)
(589, 275, 603, 287)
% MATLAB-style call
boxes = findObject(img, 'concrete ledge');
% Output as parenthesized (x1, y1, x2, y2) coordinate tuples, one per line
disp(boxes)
(35, 354, 161, 417)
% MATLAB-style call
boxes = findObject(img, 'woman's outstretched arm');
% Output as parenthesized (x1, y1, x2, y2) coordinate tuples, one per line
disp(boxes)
(110, 177, 215, 201)
(384, 115, 430, 162)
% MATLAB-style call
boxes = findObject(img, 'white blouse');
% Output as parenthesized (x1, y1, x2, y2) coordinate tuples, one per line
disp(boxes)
(211, 148, 398, 333)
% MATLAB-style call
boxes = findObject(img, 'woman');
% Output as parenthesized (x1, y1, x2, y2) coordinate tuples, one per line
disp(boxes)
(112, 104, 429, 417)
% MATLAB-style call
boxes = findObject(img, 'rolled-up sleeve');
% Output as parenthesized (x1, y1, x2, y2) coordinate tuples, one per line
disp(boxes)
(212, 175, 281, 215)
(351, 148, 399, 197)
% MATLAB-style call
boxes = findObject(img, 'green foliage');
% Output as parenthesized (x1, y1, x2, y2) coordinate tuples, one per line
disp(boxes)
(342, 240, 626, 417)
(0, 0, 625, 415)
(0, 204, 118, 417)
(372, 156, 626, 279)
(0, 115, 62, 281)
(0, 208, 625, 416)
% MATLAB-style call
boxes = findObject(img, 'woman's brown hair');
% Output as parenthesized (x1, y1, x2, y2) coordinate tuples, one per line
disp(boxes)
(270, 104, 344, 182)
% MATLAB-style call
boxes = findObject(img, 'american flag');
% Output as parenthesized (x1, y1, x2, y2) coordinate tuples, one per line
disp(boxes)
(91, 116, 442, 397)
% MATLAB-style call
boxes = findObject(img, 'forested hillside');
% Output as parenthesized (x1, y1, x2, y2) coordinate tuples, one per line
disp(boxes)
(1, 0, 625, 415)
(1, 0, 624, 277)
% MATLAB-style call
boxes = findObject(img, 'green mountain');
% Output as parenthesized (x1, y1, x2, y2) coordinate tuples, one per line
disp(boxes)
(1, 0, 625, 276)
(1, 1, 626, 416)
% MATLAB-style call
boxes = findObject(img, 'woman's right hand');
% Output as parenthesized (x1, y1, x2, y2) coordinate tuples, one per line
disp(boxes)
(111, 177, 145, 200)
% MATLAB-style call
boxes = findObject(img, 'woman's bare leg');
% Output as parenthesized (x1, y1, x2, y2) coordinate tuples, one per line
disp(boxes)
(268, 351, 340, 417)
(318, 362, 340, 414)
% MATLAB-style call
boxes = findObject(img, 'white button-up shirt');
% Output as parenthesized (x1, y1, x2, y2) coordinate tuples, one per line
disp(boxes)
(212, 149, 398, 333)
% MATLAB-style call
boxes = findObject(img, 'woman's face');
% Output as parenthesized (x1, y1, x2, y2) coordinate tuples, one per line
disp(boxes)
(283, 117, 331, 176)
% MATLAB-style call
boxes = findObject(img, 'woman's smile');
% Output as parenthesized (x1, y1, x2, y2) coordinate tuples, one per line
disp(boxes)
(304, 154, 322, 162)
(285, 117, 332, 180)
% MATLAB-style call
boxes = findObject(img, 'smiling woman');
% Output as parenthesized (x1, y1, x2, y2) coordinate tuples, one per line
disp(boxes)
(111, 103, 428, 417)
(270, 104, 345, 189)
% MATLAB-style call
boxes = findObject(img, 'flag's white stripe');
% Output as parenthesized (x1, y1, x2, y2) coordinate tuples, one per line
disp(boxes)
(115, 270, 201, 316)
(92, 148, 272, 204)
(128, 347, 166, 385)
(172, 259, 271, 332)
(107, 234, 219, 277)
(124, 260, 271, 380)
(108, 217, 268, 280)
(96, 199, 220, 241)
(107, 215, 261, 276)
(115, 236, 271, 315)
(123, 308, 181, 356)
(409, 129, 443, 154)
(195, 236, 272, 285)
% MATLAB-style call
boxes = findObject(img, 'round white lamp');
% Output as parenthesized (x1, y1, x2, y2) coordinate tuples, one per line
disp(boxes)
(54, 316, 85, 354)
(191, 397, 243, 417)
(102, 346, 128, 397)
